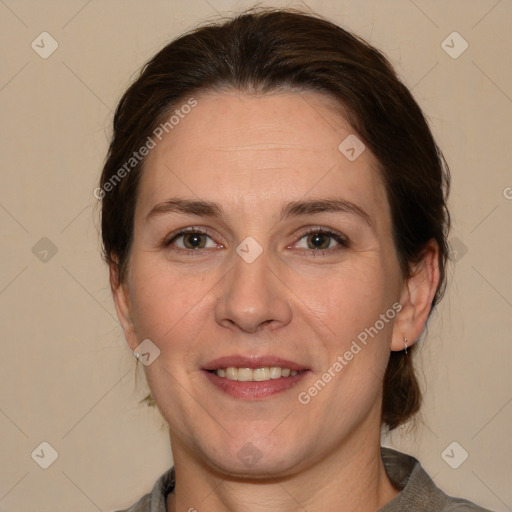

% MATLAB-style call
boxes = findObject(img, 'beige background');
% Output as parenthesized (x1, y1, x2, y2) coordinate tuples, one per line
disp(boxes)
(1, 0, 511, 511)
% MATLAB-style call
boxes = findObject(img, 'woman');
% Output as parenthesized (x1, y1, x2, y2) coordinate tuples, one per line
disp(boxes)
(99, 8, 492, 512)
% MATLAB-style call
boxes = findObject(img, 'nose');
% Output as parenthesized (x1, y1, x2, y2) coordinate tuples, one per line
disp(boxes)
(215, 247, 293, 334)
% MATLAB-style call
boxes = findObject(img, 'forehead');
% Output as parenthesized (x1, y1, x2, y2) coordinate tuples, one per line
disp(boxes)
(137, 90, 390, 229)
(149, 89, 357, 163)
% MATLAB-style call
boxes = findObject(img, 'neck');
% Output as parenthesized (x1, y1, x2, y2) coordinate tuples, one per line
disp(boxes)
(166, 429, 399, 512)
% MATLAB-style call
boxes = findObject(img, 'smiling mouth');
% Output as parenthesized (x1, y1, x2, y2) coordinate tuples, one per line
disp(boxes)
(209, 367, 303, 381)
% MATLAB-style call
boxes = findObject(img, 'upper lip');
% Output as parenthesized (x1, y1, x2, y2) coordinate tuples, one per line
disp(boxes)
(203, 355, 308, 371)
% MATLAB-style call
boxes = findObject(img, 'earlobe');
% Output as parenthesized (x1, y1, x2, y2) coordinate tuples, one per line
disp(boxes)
(109, 262, 139, 351)
(391, 239, 441, 351)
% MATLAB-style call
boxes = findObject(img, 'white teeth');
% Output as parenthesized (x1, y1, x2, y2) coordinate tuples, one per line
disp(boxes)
(214, 366, 300, 381)
(225, 367, 238, 380)
(253, 367, 270, 381)
(269, 367, 282, 379)
(237, 368, 253, 382)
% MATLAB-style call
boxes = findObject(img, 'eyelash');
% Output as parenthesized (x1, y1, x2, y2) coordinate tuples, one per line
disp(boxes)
(162, 226, 350, 258)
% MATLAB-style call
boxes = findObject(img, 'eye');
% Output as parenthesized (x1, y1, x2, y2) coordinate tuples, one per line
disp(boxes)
(163, 227, 220, 253)
(293, 228, 349, 255)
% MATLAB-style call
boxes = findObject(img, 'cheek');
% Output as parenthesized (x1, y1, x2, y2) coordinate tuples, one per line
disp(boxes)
(128, 258, 211, 348)
(300, 259, 392, 336)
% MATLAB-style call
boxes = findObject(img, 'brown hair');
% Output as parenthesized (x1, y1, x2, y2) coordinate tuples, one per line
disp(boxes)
(99, 7, 450, 430)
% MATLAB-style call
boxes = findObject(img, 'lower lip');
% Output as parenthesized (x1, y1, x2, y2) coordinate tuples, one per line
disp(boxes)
(203, 370, 309, 399)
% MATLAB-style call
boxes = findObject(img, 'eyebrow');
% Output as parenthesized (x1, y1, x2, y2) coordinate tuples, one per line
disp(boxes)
(146, 197, 373, 227)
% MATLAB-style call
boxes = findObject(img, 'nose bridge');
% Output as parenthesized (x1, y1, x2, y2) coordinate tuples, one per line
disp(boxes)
(231, 244, 272, 300)
(215, 240, 292, 332)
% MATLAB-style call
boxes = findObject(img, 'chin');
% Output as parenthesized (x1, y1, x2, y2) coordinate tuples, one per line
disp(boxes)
(197, 436, 310, 480)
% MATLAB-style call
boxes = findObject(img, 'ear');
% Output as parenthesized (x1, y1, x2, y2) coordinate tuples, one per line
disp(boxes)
(391, 239, 441, 351)
(110, 261, 139, 352)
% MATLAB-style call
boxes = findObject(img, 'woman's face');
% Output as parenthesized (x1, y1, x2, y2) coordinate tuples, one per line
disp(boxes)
(114, 90, 412, 476)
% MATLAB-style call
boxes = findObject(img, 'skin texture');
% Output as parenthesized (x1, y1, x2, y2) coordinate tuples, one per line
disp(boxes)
(111, 90, 440, 512)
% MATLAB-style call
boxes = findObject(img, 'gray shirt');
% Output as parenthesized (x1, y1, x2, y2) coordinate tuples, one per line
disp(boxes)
(116, 448, 492, 511)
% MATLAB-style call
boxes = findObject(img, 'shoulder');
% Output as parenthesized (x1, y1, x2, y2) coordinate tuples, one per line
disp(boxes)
(380, 447, 493, 512)
(112, 466, 175, 512)
(441, 502, 493, 511)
